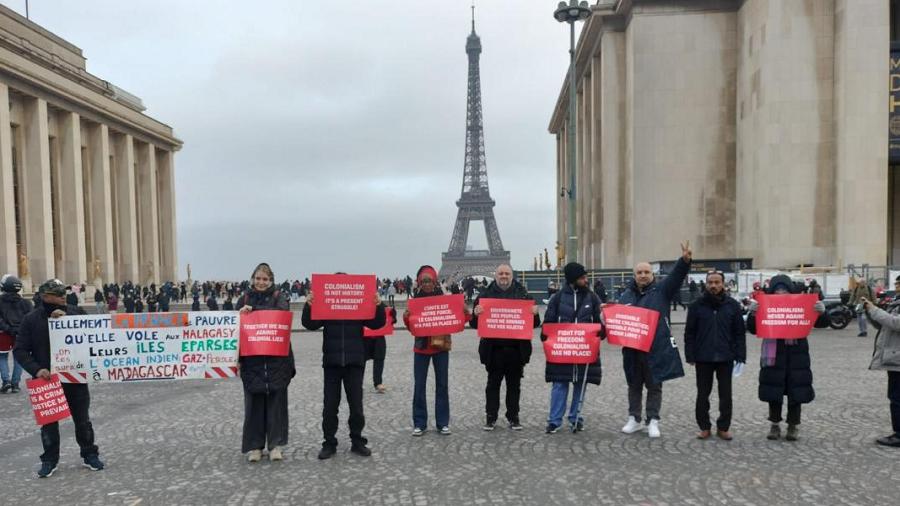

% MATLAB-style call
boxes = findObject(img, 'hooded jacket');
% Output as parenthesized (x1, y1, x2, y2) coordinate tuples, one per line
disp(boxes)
(14, 301, 86, 377)
(470, 280, 539, 366)
(867, 301, 900, 372)
(236, 288, 295, 393)
(542, 283, 603, 385)
(0, 292, 33, 352)
(616, 257, 690, 385)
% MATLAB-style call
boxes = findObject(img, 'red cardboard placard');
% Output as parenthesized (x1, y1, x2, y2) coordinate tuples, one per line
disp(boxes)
(26, 374, 71, 426)
(602, 304, 659, 352)
(755, 294, 818, 339)
(408, 294, 467, 337)
(239, 310, 293, 356)
(311, 274, 377, 320)
(542, 323, 601, 364)
(476, 299, 535, 340)
(364, 306, 395, 337)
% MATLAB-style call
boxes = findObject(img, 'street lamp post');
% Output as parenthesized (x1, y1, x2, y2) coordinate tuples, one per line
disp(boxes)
(554, 1, 591, 264)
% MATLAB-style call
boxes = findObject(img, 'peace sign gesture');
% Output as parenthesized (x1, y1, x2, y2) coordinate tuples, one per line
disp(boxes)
(681, 240, 692, 262)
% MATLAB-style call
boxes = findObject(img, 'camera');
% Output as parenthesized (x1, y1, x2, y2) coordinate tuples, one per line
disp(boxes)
(854, 303, 864, 314)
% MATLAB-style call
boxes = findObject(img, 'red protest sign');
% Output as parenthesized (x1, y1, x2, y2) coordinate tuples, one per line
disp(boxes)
(408, 294, 467, 337)
(364, 306, 395, 337)
(239, 310, 293, 357)
(542, 323, 601, 364)
(602, 304, 659, 352)
(26, 374, 71, 426)
(755, 294, 818, 339)
(477, 299, 535, 340)
(311, 274, 377, 320)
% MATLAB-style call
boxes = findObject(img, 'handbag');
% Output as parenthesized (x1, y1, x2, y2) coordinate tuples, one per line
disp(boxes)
(430, 335, 452, 352)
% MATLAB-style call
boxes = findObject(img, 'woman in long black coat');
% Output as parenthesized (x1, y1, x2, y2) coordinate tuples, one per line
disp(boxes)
(236, 263, 294, 462)
(747, 274, 824, 442)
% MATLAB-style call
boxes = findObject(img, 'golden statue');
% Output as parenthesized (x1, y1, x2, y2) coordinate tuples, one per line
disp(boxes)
(17, 252, 28, 278)
(92, 257, 102, 280)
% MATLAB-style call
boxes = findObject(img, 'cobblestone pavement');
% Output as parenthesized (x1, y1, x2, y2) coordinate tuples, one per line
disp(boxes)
(0, 324, 897, 505)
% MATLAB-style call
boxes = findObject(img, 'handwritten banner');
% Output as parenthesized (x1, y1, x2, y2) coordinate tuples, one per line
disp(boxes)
(239, 310, 292, 356)
(602, 304, 659, 352)
(408, 294, 467, 337)
(49, 312, 240, 383)
(542, 323, 601, 364)
(477, 299, 535, 340)
(364, 306, 395, 338)
(311, 274, 377, 320)
(26, 374, 71, 426)
(755, 294, 818, 339)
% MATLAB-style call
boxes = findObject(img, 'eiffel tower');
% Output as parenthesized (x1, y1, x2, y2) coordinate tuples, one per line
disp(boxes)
(439, 7, 510, 282)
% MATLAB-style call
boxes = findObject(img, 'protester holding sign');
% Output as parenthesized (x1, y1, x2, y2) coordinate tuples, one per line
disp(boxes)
(540, 262, 602, 434)
(747, 274, 825, 442)
(861, 295, 900, 447)
(302, 276, 385, 460)
(364, 305, 396, 394)
(617, 243, 692, 439)
(470, 264, 540, 431)
(403, 265, 460, 437)
(0, 274, 31, 394)
(684, 271, 746, 441)
(236, 263, 294, 463)
(13, 279, 103, 478)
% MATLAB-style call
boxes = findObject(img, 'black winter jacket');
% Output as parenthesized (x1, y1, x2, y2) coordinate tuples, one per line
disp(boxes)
(236, 288, 295, 394)
(0, 292, 33, 337)
(747, 310, 814, 404)
(301, 301, 386, 368)
(14, 301, 86, 377)
(684, 291, 746, 364)
(616, 257, 690, 385)
(470, 280, 539, 367)
(542, 284, 603, 385)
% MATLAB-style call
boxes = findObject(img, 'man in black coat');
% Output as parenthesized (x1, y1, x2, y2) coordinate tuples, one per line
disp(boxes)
(684, 271, 746, 440)
(470, 264, 540, 431)
(302, 288, 385, 460)
(13, 279, 104, 478)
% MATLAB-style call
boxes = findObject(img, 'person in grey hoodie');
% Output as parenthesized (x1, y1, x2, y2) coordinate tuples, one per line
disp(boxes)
(862, 284, 900, 448)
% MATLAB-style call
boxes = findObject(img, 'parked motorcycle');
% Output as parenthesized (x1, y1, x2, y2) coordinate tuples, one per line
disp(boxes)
(825, 290, 853, 330)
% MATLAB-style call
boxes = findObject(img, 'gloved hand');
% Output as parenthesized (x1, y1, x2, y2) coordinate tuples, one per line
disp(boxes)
(748, 300, 759, 313)
(540, 333, 548, 342)
(813, 301, 825, 314)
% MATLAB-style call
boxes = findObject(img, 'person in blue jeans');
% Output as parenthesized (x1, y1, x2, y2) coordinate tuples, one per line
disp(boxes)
(0, 274, 32, 393)
(541, 263, 604, 433)
(404, 266, 464, 436)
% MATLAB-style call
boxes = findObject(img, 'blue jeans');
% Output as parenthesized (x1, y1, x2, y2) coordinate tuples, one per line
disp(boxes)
(0, 352, 22, 385)
(413, 352, 449, 429)
(548, 381, 586, 427)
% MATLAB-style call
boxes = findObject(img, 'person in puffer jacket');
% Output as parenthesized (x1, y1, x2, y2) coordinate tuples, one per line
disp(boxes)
(540, 262, 602, 434)
(862, 283, 900, 448)
(302, 274, 385, 460)
(236, 263, 294, 463)
(747, 274, 825, 442)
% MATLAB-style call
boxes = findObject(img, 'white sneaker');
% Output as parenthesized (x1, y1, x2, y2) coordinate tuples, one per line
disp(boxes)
(269, 446, 283, 461)
(412, 427, 425, 437)
(247, 449, 262, 462)
(621, 416, 644, 434)
(648, 419, 661, 438)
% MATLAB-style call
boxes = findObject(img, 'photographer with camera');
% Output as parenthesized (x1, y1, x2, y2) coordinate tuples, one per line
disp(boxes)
(850, 277, 873, 337)
(861, 287, 900, 448)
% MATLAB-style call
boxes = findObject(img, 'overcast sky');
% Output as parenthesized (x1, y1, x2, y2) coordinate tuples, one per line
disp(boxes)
(6, 0, 574, 280)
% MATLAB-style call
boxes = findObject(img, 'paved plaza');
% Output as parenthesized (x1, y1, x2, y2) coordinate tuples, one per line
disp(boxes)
(0, 321, 897, 505)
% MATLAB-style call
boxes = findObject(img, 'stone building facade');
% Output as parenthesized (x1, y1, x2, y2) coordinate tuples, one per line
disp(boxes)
(550, 0, 894, 269)
(0, 5, 182, 288)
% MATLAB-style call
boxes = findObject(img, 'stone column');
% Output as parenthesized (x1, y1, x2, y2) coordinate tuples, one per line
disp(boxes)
(156, 149, 177, 282)
(58, 111, 87, 283)
(599, 29, 629, 268)
(86, 123, 115, 283)
(0, 84, 16, 276)
(112, 133, 139, 281)
(833, 0, 889, 266)
(135, 142, 160, 286)
(22, 97, 54, 282)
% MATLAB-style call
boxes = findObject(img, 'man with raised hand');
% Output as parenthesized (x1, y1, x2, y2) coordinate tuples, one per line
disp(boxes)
(617, 242, 692, 438)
